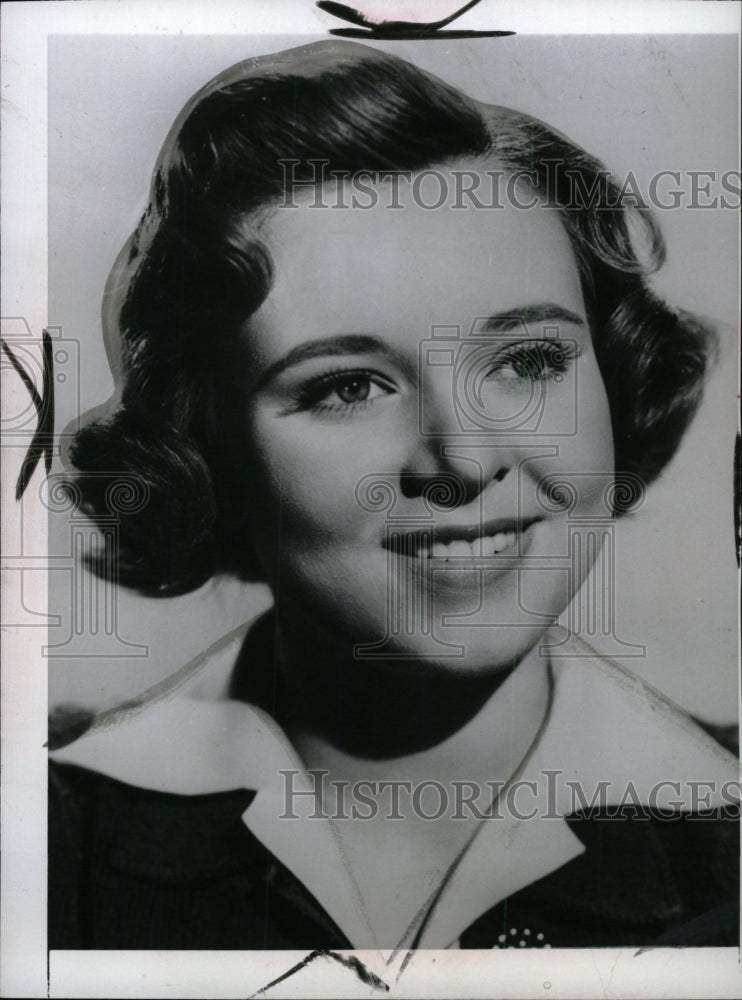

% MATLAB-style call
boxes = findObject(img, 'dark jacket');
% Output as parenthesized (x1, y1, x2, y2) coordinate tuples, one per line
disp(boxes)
(49, 759, 739, 950)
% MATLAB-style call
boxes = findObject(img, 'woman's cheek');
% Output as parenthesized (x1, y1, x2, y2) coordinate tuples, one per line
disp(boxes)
(251, 423, 385, 542)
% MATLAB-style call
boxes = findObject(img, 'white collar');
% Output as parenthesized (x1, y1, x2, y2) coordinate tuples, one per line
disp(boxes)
(51, 626, 738, 949)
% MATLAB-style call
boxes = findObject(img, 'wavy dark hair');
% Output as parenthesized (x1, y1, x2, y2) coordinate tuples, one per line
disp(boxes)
(69, 41, 716, 595)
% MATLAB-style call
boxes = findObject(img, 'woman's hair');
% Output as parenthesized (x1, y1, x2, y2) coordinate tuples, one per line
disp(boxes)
(70, 41, 716, 595)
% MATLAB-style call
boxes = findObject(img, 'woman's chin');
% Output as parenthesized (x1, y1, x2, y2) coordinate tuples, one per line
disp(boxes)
(306, 600, 555, 678)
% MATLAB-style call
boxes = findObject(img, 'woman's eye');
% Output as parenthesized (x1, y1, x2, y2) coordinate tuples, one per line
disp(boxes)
(296, 370, 396, 415)
(489, 341, 582, 383)
(335, 375, 374, 404)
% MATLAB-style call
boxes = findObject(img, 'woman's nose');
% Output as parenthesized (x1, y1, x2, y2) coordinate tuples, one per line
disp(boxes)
(400, 442, 510, 503)
(398, 454, 508, 506)
(399, 375, 512, 504)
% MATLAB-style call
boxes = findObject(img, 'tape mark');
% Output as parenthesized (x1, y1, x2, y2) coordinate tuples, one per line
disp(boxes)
(1, 328, 55, 499)
(317, 0, 515, 39)
(248, 949, 389, 997)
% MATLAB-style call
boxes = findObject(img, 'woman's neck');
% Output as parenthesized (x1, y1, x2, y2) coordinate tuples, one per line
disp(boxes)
(265, 605, 552, 797)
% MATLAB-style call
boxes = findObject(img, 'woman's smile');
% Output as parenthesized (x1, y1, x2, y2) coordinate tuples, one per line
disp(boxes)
(384, 515, 542, 560)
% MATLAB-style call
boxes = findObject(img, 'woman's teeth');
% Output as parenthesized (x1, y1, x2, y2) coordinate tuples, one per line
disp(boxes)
(426, 530, 519, 559)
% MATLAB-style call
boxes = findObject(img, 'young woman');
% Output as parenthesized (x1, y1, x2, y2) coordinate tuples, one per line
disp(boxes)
(49, 40, 738, 951)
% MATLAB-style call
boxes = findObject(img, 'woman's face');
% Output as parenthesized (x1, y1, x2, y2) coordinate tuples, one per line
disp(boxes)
(230, 164, 615, 674)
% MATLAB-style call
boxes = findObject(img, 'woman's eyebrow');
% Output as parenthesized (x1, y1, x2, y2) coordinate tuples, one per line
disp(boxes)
(256, 334, 418, 387)
(480, 304, 586, 333)
(255, 307, 585, 388)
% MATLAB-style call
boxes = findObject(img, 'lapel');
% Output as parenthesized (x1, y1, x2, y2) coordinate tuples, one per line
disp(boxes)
(51, 619, 738, 949)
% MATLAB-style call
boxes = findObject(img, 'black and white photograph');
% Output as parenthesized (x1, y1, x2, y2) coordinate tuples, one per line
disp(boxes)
(1, 2, 740, 997)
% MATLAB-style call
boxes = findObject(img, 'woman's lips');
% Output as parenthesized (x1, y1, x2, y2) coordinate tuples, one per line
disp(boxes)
(427, 529, 519, 558)
(384, 516, 542, 559)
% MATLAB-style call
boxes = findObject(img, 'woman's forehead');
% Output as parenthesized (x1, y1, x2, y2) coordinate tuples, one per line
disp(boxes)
(251, 167, 586, 346)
